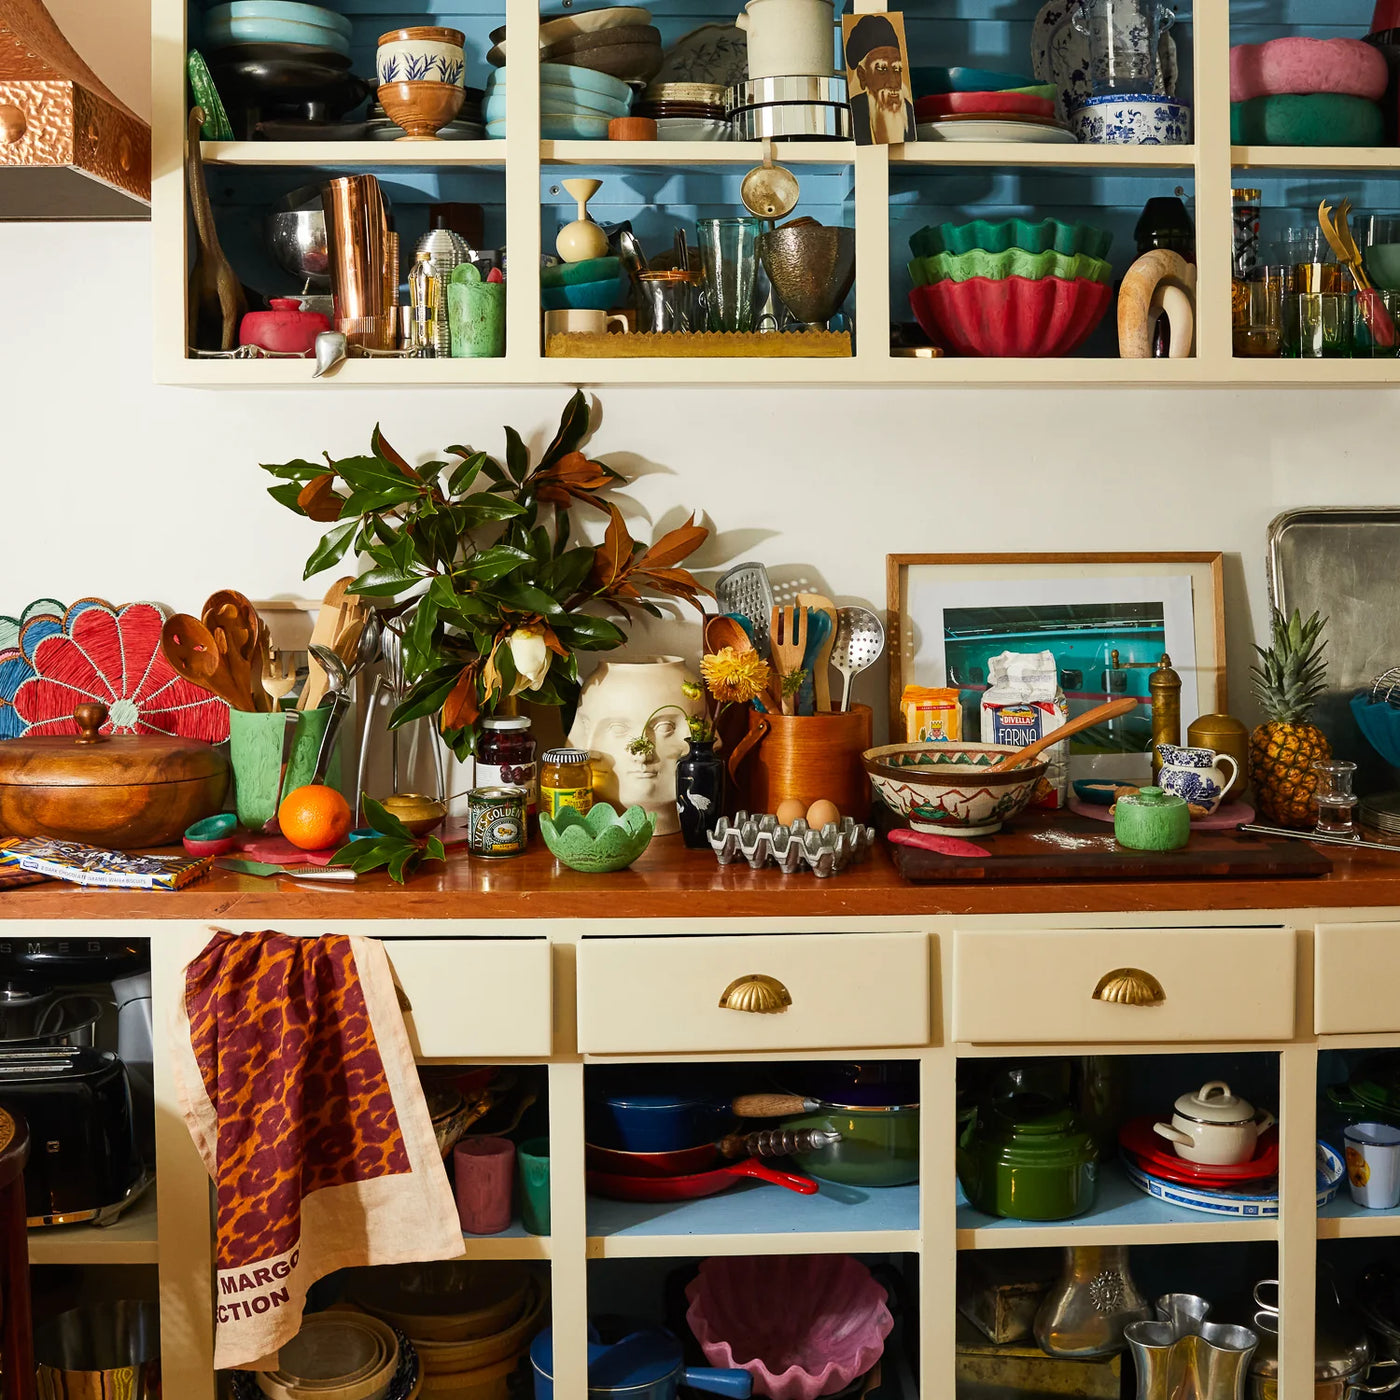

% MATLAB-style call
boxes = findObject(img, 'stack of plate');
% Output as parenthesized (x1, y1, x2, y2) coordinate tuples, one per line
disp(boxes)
(345, 1262, 548, 1397)
(486, 6, 661, 84)
(911, 63, 1074, 143)
(635, 81, 728, 140)
(203, 0, 349, 54)
(724, 76, 850, 140)
(541, 256, 629, 311)
(365, 90, 484, 140)
(906, 217, 1115, 357)
(485, 61, 633, 139)
(1362, 793, 1400, 833)
(229, 1314, 417, 1400)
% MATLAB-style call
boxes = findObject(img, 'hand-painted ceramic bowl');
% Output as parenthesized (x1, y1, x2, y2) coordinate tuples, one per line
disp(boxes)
(862, 742, 1048, 835)
(909, 247, 1113, 288)
(377, 27, 466, 87)
(1071, 94, 1192, 145)
(910, 275, 1113, 357)
(540, 801, 656, 872)
(909, 217, 1113, 262)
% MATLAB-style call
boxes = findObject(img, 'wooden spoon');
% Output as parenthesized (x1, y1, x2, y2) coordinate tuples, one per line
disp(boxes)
(161, 614, 251, 711)
(986, 696, 1139, 773)
(203, 592, 266, 713)
(704, 614, 782, 712)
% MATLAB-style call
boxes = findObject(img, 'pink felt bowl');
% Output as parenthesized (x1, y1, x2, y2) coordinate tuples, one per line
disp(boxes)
(685, 1255, 893, 1400)
(909, 275, 1111, 357)
(1230, 37, 1388, 103)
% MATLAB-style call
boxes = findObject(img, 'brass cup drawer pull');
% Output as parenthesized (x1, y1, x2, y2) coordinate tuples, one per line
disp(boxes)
(719, 974, 792, 1014)
(1092, 967, 1166, 1007)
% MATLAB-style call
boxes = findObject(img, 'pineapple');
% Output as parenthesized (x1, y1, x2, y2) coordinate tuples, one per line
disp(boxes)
(1249, 608, 1332, 828)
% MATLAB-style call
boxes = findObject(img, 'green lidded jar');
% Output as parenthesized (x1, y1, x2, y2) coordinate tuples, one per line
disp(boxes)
(1115, 784, 1190, 851)
(957, 1093, 1099, 1222)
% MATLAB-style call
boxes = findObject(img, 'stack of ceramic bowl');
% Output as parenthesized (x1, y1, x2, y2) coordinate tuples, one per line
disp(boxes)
(345, 1261, 547, 1398)
(485, 61, 634, 139)
(724, 75, 849, 140)
(907, 217, 1115, 357)
(541, 256, 630, 311)
(228, 1313, 418, 1400)
(634, 81, 729, 140)
(201, 1, 372, 140)
(911, 65, 1072, 143)
(1230, 35, 1387, 147)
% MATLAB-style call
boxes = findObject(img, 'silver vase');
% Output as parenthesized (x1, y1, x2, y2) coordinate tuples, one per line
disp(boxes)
(1125, 1295, 1258, 1400)
(1035, 1245, 1151, 1357)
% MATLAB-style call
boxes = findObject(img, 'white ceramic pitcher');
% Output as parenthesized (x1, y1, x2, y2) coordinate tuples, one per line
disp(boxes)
(735, 0, 837, 79)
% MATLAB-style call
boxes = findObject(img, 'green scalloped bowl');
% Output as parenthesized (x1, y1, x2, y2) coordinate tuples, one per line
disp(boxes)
(539, 801, 656, 873)
(910, 248, 1113, 288)
(909, 218, 1114, 262)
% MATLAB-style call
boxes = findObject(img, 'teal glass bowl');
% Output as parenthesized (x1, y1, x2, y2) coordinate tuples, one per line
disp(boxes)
(539, 802, 656, 873)
(909, 217, 1114, 263)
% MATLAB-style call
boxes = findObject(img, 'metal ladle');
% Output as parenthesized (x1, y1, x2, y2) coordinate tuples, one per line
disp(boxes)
(831, 606, 886, 713)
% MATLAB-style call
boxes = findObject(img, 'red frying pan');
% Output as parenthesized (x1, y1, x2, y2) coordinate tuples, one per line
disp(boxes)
(587, 1159, 817, 1202)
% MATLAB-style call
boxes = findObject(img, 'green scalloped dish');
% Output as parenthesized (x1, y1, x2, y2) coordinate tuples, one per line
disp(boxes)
(910, 248, 1113, 288)
(187, 49, 236, 142)
(909, 218, 1114, 263)
(539, 801, 656, 873)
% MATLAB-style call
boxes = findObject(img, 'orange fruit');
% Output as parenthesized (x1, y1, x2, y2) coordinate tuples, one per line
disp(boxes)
(278, 784, 352, 851)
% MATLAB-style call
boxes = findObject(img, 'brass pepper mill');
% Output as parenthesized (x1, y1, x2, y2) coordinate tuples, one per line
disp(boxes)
(1148, 654, 1182, 780)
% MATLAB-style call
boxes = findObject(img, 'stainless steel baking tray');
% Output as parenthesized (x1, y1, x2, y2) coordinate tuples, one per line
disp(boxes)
(730, 102, 852, 140)
(1268, 506, 1400, 785)
(726, 75, 848, 108)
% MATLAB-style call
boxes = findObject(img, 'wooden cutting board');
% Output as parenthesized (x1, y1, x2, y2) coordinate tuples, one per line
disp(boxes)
(891, 811, 1331, 883)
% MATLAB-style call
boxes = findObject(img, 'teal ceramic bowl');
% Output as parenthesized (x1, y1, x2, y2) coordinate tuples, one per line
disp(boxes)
(911, 65, 1036, 95)
(540, 270, 629, 311)
(493, 62, 634, 105)
(909, 248, 1113, 287)
(540, 802, 656, 873)
(909, 217, 1114, 262)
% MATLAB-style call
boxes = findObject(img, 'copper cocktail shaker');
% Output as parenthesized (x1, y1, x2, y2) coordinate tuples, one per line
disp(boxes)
(321, 174, 397, 349)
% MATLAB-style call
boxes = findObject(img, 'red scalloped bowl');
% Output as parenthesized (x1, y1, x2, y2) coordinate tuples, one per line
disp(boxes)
(910, 275, 1113, 357)
(914, 91, 1057, 120)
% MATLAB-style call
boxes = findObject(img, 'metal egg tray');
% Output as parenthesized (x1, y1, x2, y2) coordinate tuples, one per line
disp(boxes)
(707, 811, 875, 878)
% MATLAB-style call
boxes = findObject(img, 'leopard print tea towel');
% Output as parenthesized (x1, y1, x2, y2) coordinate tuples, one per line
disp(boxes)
(172, 930, 462, 1370)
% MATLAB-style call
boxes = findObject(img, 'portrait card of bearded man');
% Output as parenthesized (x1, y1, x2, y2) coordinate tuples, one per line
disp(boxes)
(843, 12, 916, 146)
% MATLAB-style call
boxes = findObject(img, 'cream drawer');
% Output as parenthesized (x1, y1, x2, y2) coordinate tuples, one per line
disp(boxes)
(1316, 922, 1400, 1034)
(576, 932, 930, 1055)
(386, 938, 552, 1058)
(953, 927, 1295, 1045)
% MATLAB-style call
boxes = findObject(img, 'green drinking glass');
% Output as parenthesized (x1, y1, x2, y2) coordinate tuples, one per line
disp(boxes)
(696, 217, 761, 333)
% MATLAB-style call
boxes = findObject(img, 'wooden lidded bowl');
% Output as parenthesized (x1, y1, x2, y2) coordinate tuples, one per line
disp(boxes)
(0, 703, 229, 849)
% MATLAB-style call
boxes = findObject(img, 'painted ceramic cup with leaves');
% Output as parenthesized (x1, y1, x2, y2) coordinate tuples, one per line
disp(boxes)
(261, 391, 711, 764)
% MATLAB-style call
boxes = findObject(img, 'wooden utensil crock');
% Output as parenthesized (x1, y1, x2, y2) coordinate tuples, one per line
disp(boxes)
(727, 704, 872, 818)
(0, 703, 229, 849)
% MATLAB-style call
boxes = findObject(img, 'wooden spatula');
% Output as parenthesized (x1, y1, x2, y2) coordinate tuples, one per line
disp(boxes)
(797, 592, 837, 712)
(769, 605, 807, 717)
(987, 697, 1139, 772)
(299, 577, 355, 711)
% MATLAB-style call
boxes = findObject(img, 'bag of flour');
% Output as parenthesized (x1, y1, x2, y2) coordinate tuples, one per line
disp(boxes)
(979, 650, 1069, 808)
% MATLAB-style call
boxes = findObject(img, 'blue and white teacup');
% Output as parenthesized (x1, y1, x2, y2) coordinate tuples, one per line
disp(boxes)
(1155, 743, 1238, 815)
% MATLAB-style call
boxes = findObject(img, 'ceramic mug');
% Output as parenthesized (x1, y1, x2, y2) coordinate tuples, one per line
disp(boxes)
(1155, 744, 1238, 815)
(1346, 1122, 1400, 1208)
(735, 0, 836, 79)
(543, 308, 628, 342)
(377, 26, 466, 86)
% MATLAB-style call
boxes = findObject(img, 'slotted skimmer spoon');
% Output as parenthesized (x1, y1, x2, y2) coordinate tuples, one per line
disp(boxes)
(831, 607, 885, 713)
(715, 562, 774, 657)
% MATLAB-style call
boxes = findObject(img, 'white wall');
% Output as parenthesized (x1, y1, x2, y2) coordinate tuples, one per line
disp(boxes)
(0, 219, 1390, 738)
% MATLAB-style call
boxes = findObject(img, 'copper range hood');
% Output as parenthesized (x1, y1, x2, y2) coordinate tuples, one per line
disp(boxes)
(0, 0, 150, 219)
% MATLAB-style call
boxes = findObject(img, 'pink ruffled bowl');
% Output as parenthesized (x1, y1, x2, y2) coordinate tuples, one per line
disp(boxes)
(685, 1255, 893, 1400)
(910, 274, 1112, 357)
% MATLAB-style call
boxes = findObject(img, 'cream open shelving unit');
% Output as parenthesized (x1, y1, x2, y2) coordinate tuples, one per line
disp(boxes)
(150, 0, 1400, 387)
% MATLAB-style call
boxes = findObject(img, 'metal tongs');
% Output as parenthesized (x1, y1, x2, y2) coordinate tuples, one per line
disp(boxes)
(1319, 198, 1396, 350)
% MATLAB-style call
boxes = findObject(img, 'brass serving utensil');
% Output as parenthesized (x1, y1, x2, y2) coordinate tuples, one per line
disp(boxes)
(1320, 198, 1396, 350)
(986, 696, 1139, 773)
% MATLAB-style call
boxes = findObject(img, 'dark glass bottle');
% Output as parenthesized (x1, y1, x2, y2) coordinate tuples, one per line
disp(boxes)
(675, 739, 724, 849)
(1134, 196, 1196, 358)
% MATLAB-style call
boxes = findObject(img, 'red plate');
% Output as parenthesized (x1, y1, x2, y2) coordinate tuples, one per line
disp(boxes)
(1118, 1115, 1279, 1186)
(587, 1159, 817, 1201)
(915, 91, 1057, 121)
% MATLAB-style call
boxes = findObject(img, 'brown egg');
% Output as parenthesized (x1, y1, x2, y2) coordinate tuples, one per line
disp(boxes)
(807, 799, 841, 830)
(775, 798, 806, 827)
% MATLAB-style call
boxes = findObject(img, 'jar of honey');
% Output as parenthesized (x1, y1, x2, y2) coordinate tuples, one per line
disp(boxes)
(540, 747, 593, 820)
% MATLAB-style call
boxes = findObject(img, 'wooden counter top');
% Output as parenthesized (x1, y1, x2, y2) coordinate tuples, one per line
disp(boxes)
(2, 822, 1400, 920)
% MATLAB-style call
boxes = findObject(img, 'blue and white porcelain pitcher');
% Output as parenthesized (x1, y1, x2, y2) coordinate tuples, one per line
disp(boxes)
(1155, 744, 1238, 815)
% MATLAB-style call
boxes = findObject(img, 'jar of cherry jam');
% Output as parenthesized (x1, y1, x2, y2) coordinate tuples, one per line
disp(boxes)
(477, 716, 537, 814)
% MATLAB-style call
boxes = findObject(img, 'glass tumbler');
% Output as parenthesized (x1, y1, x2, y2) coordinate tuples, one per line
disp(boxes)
(1353, 289, 1400, 357)
(1071, 0, 1176, 95)
(1294, 292, 1354, 358)
(697, 217, 762, 333)
(637, 270, 698, 333)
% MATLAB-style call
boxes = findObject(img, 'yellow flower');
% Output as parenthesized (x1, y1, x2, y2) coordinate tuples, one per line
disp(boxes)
(701, 647, 771, 706)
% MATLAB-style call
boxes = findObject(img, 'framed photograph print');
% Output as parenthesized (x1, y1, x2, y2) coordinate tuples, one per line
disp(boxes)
(887, 553, 1227, 783)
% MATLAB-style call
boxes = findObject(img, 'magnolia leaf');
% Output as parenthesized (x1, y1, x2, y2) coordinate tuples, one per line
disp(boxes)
(304, 519, 358, 580)
(441, 662, 481, 732)
(447, 451, 487, 496)
(538, 389, 591, 468)
(592, 505, 633, 589)
(267, 481, 306, 511)
(372, 424, 419, 482)
(363, 794, 416, 842)
(298, 473, 344, 522)
(459, 544, 534, 583)
(390, 666, 463, 727)
(635, 513, 709, 571)
(504, 426, 530, 483)
(262, 458, 328, 483)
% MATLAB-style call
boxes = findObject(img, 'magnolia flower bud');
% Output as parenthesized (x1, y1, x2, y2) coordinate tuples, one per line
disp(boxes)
(507, 627, 550, 694)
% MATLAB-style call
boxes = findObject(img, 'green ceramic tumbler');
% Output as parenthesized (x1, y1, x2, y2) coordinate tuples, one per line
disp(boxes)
(517, 1136, 550, 1236)
(448, 264, 505, 357)
(1114, 785, 1190, 851)
(227, 708, 334, 830)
